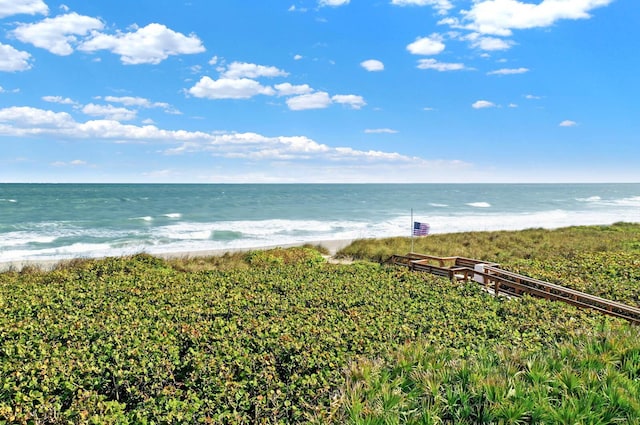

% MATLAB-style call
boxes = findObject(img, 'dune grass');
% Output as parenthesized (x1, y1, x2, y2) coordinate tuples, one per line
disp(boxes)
(337, 222, 640, 264)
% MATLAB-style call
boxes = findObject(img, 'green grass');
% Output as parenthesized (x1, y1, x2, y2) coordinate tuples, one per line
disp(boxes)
(1, 226, 639, 423)
(337, 222, 640, 264)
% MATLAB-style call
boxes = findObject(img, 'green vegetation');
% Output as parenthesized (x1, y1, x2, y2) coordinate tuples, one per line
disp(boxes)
(338, 222, 640, 264)
(342, 325, 640, 424)
(1, 225, 639, 423)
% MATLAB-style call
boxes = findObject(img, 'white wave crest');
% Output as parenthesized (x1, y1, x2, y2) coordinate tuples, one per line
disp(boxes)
(131, 216, 153, 222)
(467, 202, 491, 208)
(577, 196, 601, 202)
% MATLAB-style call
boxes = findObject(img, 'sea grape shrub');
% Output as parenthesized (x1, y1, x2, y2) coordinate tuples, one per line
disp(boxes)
(245, 247, 326, 268)
(508, 251, 640, 306)
(0, 251, 606, 424)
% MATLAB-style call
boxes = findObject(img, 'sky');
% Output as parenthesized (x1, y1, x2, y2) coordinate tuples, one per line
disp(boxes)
(0, 0, 638, 183)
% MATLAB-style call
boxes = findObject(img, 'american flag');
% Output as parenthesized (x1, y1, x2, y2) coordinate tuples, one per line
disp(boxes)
(413, 221, 430, 236)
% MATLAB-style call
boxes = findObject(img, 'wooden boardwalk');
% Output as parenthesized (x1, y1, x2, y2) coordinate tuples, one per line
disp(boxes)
(391, 253, 640, 325)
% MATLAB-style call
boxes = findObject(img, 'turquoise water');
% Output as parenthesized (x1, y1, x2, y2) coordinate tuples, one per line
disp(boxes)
(1, 183, 639, 261)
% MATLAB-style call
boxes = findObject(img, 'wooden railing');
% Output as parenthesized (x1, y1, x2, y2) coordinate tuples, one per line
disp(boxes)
(391, 254, 640, 324)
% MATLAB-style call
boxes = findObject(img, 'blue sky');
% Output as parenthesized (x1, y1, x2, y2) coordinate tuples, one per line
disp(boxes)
(0, 0, 637, 183)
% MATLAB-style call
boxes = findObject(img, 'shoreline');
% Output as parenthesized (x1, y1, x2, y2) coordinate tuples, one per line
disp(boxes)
(0, 238, 356, 272)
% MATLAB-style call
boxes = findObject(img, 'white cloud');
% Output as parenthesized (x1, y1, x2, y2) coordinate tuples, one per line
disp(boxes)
(102, 96, 169, 109)
(52, 159, 87, 167)
(525, 94, 542, 99)
(319, 0, 350, 6)
(360, 59, 384, 71)
(406, 34, 445, 55)
(469, 35, 514, 51)
(472, 100, 496, 109)
(391, 0, 454, 15)
(12, 13, 104, 56)
(0, 106, 466, 175)
(487, 67, 529, 75)
(559, 120, 577, 127)
(294, 54, 303, 60)
(286, 92, 332, 110)
(0, 106, 75, 128)
(274, 83, 314, 96)
(82, 103, 137, 121)
(188, 76, 275, 99)
(98, 96, 179, 114)
(417, 58, 465, 71)
(423, 107, 436, 111)
(79, 23, 205, 64)
(332, 94, 366, 109)
(364, 128, 398, 134)
(0, 0, 48, 18)
(42, 95, 77, 105)
(221, 62, 289, 79)
(51, 159, 88, 167)
(462, 0, 613, 36)
(288, 5, 308, 12)
(509, 103, 518, 108)
(208, 55, 218, 65)
(0, 43, 32, 72)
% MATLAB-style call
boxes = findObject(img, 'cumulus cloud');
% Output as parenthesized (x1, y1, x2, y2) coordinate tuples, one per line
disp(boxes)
(82, 103, 137, 121)
(417, 58, 465, 71)
(42, 95, 77, 105)
(12, 13, 104, 56)
(0, 0, 48, 18)
(332, 94, 366, 109)
(51, 159, 87, 167)
(391, 0, 454, 15)
(220, 62, 289, 79)
(274, 83, 313, 96)
(406, 34, 445, 55)
(294, 54, 303, 60)
(472, 100, 496, 109)
(102, 96, 169, 109)
(467, 34, 514, 51)
(0, 106, 429, 165)
(487, 67, 529, 75)
(188, 76, 275, 99)
(318, 0, 350, 6)
(0, 43, 32, 72)
(525, 94, 542, 99)
(360, 59, 384, 71)
(0, 106, 75, 128)
(462, 0, 613, 36)
(286, 92, 332, 110)
(364, 128, 398, 134)
(79, 23, 205, 64)
(559, 120, 577, 127)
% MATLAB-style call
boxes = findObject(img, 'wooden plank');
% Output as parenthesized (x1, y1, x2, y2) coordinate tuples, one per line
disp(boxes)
(395, 252, 640, 325)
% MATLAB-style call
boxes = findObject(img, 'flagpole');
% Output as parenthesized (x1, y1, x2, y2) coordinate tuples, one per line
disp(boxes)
(410, 208, 414, 253)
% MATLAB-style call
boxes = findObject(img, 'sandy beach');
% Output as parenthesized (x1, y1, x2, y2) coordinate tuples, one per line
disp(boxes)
(0, 238, 355, 272)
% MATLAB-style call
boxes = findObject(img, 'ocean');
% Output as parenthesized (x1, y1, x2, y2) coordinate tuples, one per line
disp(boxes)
(1, 183, 639, 262)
